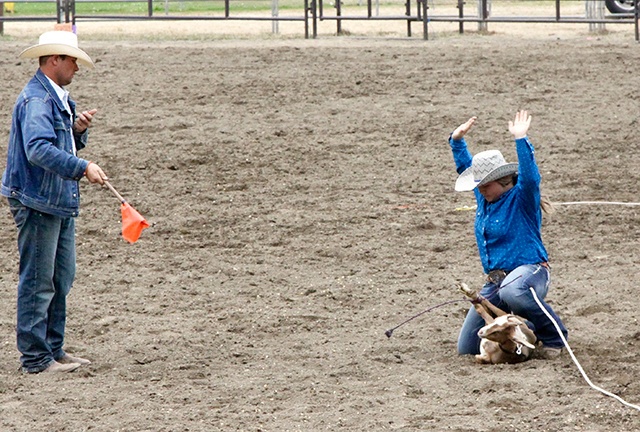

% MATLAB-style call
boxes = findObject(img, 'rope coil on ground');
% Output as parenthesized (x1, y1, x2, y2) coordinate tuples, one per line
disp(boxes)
(456, 201, 640, 212)
(555, 201, 640, 206)
(529, 287, 640, 412)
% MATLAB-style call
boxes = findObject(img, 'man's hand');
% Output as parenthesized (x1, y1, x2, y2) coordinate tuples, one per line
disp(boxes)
(451, 116, 477, 140)
(74, 108, 98, 134)
(508, 110, 531, 139)
(85, 162, 108, 185)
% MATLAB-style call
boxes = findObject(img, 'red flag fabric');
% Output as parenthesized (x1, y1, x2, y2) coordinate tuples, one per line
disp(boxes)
(121, 202, 149, 243)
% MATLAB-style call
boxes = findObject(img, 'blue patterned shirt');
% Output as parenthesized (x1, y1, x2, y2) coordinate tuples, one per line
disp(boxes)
(449, 135, 548, 273)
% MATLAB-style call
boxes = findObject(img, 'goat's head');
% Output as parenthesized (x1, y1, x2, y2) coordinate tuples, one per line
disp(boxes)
(477, 314, 536, 349)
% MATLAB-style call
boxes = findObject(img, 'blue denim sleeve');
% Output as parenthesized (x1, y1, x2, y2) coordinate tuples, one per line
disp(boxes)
(21, 98, 89, 180)
(74, 129, 89, 152)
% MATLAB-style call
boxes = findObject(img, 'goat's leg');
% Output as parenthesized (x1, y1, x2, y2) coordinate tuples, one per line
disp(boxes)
(459, 282, 509, 318)
(479, 298, 508, 318)
(458, 282, 506, 321)
(459, 283, 490, 319)
(458, 282, 478, 299)
(473, 303, 495, 323)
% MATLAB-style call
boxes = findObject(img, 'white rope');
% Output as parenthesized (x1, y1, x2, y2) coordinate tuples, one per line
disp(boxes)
(554, 201, 640, 207)
(529, 287, 640, 412)
(455, 201, 640, 212)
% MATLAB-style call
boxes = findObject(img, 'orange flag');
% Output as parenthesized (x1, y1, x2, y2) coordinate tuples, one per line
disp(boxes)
(121, 202, 149, 243)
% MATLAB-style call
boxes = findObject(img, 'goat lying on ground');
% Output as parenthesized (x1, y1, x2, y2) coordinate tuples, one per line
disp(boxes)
(458, 282, 537, 364)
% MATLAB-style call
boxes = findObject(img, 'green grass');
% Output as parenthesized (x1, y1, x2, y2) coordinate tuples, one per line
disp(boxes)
(5, 0, 309, 16)
(5, 0, 588, 17)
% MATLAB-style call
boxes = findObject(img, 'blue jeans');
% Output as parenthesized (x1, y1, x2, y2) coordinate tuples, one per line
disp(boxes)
(9, 199, 76, 373)
(457, 264, 568, 355)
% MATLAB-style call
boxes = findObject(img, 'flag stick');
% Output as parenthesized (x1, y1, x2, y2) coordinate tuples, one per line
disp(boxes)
(104, 181, 126, 204)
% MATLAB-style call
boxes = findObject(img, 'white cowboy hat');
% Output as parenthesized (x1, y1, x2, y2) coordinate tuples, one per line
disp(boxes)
(19, 31, 94, 69)
(455, 150, 518, 192)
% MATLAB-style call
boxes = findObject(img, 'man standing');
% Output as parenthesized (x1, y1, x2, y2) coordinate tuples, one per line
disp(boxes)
(2, 31, 108, 373)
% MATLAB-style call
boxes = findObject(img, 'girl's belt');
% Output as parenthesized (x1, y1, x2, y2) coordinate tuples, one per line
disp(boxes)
(487, 262, 549, 285)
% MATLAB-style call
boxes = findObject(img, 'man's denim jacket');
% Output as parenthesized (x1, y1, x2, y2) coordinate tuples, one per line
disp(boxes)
(1, 69, 90, 217)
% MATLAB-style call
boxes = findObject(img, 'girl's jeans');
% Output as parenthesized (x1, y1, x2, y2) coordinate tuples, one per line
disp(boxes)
(9, 199, 76, 373)
(457, 264, 568, 355)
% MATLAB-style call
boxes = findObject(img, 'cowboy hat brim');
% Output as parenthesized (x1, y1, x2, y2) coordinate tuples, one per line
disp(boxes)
(19, 44, 94, 69)
(455, 163, 519, 192)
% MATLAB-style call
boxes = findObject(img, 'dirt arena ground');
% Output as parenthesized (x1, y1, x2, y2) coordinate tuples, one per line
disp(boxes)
(0, 14, 640, 432)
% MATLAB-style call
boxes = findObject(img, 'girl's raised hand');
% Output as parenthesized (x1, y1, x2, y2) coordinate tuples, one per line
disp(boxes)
(451, 116, 477, 140)
(508, 110, 532, 139)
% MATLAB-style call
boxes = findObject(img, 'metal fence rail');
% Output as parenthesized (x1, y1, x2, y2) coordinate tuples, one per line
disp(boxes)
(317, 0, 639, 40)
(1, 0, 638, 40)
(1, 0, 312, 36)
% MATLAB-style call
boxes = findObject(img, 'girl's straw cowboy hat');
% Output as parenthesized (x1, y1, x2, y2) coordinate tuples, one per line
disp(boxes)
(19, 31, 94, 69)
(455, 150, 518, 192)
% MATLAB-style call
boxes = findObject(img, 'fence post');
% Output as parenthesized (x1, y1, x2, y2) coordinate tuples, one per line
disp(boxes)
(310, 0, 317, 38)
(65, 0, 71, 23)
(56, 0, 62, 23)
(0, 2, 4, 36)
(336, 0, 343, 35)
(635, 0, 639, 41)
(404, 0, 410, 36)
(54, 0, 72, 24)
(272, 0, 279, 34)
(422, 0, 428, 40)
(303, 0, 309, 38)
(71, 0, 76, 29)
(478, 0, 489, 32)
(457, 0, 464, 33)
(585, 0, 605, 33)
